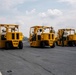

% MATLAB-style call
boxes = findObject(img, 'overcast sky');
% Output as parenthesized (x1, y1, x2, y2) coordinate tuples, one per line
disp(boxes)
(0, 0, 76, 37)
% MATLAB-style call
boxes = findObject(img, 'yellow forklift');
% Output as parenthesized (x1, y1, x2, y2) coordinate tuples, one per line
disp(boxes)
(0, 24, 23, 49)
(56, 29, 76, 46)
(29, 26, 55, 48)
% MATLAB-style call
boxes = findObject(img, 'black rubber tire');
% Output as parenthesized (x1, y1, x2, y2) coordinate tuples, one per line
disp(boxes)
(5, 42, 10, 50)
(74, 42, 76, 46)
(19, 41, 23, 49)
(51, 43, 55, 48)
(40, 42, 45, 48)
(68, 41, 73, 46)
(56, 41, 58, 46)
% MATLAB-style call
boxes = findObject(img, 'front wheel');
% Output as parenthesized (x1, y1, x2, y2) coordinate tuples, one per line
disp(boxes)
(68, 41, 73, 46)
(5, 42, 10, 50)
(18, 41, 23, 49)
(74, 42, 76, 46)
(40, 42, 45, 48)
(56, 41, 58, 46)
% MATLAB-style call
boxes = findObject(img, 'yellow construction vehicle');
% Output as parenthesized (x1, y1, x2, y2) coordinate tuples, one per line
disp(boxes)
(56, 29, 76, 46)
(0, 24, 23, 49)
(29, 26, 55, 48)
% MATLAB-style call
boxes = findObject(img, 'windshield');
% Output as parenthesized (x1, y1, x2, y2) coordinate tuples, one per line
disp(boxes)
(43, 28, 50, 33)
(0, 25, 19, 33)
(66, 30, 75, 35)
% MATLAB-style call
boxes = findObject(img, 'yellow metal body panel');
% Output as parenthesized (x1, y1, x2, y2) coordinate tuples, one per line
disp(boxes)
(73, 35, 76, 41)
(41, 33, 55, 40)
(30, 41, 40, 47)
(6, 32, 23, 41)
(69, 35, 76, 41)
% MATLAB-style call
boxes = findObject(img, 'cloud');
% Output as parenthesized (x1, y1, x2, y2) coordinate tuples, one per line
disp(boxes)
(26, 9, 36, 15)
(15, 20, 24, 25)
(0, 0, 38, 17)
(39, 12, 47, 18)
(38, 8, 76, 32)
(0, 0, 76, 37)
(39, 9, 63, 18)
(0, 0, 25, 16)
(0, 9, 76, 37)
(53, 9, 76, 30)
(0, 0, 25, 10)
(58, 0, 76, 5)
(0, 0, 37, 10)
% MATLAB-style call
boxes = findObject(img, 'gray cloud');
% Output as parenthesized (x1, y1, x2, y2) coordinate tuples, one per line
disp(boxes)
(39, 9, 63, 18)
(58, 0, 76, 5)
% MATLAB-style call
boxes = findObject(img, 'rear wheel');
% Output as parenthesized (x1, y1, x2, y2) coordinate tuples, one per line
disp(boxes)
(5, 42, 10, 50)
(56, 41, 58, 46)
(40, 42, 45, 48)
(19, 41, 23, 49)
(74, 42, 76, 46)
(68, 41, 73, 46)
